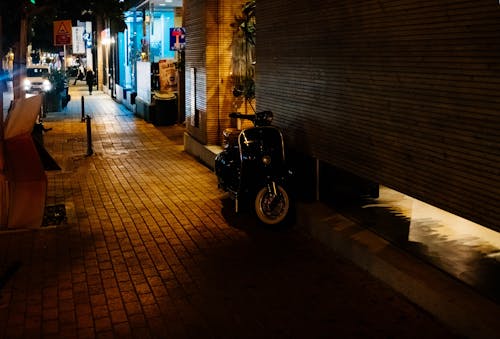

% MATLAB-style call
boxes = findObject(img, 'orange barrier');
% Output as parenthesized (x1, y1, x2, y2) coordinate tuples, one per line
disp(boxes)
(2, 94, 47, 229)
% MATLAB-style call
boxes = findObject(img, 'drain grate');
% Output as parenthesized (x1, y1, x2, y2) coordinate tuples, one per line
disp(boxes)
(66, 137, 85, 143)
(42, 204, 67, 226)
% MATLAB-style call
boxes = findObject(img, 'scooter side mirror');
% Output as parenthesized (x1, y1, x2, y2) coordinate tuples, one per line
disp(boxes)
(254, 111, 273, 126)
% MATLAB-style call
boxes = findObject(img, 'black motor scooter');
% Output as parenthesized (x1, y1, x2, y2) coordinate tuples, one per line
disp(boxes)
(215, 111, 293, 225)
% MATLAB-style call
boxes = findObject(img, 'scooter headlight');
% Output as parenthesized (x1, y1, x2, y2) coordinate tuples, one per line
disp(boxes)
(262, 155, 272, 166)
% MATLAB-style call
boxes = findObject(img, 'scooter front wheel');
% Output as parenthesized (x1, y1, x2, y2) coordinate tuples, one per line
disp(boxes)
(254, 185, 290, 225)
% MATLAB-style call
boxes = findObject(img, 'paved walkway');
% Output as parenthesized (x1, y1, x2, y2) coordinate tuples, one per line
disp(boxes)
(0, 87, 459, 338)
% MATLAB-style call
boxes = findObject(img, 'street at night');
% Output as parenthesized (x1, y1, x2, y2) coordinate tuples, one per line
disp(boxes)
(0, 85, 468, 338)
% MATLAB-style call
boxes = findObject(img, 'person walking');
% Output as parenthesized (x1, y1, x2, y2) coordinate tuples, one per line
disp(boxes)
(73, 64, 85, 85)
(86, 68, 95, 95)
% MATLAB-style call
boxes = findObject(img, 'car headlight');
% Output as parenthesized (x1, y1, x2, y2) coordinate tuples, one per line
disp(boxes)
(23, 79, 31, 90)
(42, 80, 52, 92)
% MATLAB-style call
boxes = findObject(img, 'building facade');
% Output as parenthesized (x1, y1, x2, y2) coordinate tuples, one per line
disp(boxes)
(107, 0, 183, 113)
(183, 0, 245, 146)
(183, 0, 500, 232)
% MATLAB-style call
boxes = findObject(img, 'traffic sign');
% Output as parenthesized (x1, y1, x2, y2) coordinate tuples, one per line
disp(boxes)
(53, 20, 72, 46)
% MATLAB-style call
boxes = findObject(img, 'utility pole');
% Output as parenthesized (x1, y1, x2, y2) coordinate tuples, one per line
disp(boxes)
(96, 16, 104, 92)
(13, 10, 28, 100)
(12, 1, 46, 100)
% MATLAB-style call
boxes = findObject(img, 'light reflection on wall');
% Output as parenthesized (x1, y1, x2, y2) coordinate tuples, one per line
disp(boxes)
(376, 186, 500, 262)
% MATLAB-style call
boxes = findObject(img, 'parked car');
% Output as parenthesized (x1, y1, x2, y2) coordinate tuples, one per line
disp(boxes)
(23, 65, 52, 93)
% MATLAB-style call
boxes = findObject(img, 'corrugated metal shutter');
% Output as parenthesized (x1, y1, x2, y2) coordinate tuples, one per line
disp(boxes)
(185, 0, 207, 143)
(256, 0, 500, 231)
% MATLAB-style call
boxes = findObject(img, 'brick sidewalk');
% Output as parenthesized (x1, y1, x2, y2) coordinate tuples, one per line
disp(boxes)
(0, 91, 459, 338)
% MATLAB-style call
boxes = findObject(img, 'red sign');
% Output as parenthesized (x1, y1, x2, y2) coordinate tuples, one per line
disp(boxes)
(53, 20, 72, 46)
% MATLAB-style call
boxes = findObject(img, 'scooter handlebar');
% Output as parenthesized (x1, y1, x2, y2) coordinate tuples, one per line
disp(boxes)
(229, 112, 256, 121)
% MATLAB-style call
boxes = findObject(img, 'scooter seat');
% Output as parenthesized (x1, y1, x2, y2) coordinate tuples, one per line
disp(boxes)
(223, 128, 241, 149)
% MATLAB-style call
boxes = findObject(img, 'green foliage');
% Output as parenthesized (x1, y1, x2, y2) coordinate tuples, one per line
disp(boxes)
(48, 69, 67, 93)
(231, 0, 256, 101)
(231, 0, 256, 46)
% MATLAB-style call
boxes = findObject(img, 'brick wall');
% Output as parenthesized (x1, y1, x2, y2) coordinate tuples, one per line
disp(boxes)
(256, 0, 500, 231)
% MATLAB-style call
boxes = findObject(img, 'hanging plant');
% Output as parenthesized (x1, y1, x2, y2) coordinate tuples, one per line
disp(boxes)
(230, 0, 256, 101)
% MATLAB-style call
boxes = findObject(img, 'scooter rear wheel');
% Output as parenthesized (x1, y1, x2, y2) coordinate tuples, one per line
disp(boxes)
(254, 185, 290, 225)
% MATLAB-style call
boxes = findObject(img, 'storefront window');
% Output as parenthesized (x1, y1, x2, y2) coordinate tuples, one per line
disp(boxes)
(121, 10, 144, 90)
(119, 1, 180, 92)
(149, 9, 175, 62)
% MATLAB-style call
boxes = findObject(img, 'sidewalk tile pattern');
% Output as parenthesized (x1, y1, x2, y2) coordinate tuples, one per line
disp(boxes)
(0, 90, 458, 338)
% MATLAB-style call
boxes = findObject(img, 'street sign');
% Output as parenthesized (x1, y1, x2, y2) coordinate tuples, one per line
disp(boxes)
(53, 20, 72, 46)
(170, 27, 186, 51)
(72, 26, 85, 54)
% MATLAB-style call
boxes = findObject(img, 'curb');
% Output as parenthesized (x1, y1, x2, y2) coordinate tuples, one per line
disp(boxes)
(296, 201, 500, 339)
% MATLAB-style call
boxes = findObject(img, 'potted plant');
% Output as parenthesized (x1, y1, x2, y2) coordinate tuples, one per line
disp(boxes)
(231, 0, 256, 112)
(44, 69, 69, 113)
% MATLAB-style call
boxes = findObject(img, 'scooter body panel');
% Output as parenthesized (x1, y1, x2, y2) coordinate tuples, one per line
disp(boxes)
(214, 111, 293, 224)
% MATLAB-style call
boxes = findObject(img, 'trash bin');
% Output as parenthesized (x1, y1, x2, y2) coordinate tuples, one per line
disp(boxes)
(153, 92, 177, 126)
